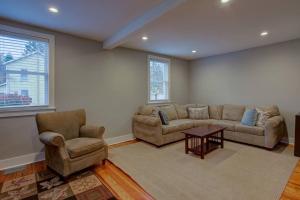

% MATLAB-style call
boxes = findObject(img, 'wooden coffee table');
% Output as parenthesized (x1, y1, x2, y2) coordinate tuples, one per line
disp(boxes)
(182, 125, 225, 159)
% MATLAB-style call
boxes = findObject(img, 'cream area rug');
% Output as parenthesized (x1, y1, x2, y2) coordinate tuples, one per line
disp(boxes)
(109, 141, 298, 200)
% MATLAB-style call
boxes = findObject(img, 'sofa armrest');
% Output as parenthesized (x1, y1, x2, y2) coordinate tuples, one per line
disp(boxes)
(265, 115, 283, 128)
(39, 132, 65, 147)
(264, 115, 284, 148)
(80, 125, 105, 139)
(133, 115, 161, 127)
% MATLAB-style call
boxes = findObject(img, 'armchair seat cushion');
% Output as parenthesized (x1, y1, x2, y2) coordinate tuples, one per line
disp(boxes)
(66, 138, 105, 159)
(162, 119, 194, 135)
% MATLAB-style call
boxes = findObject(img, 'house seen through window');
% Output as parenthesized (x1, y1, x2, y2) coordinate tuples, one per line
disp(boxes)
(148, 56, 170, 103)
(0, 33, 49, 108)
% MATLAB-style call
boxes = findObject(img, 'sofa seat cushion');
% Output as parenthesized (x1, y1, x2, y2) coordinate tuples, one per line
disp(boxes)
(235, 124, 264, 136)
(66, 138, 105, 158)
(162, 119, 194, 135)
(212, 120, 239, 131)
(193, 119, 217, 127)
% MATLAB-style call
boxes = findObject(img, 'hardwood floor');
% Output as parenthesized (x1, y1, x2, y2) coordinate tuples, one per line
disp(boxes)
(0, 140, 299, 200)
(280, 160, 300, 200)
(0, 161, 46, 183)
(94, 160, 154, 200)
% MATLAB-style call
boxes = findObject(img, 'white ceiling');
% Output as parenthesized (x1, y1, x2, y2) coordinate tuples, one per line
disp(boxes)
(123, 0, 300, 59)
(1, 0, 300, 60)
(0, 0, 162, 40)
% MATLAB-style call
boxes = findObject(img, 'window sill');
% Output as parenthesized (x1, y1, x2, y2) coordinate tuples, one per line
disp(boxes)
(147, 100, 173, 105)
(0, 106, 56, 118)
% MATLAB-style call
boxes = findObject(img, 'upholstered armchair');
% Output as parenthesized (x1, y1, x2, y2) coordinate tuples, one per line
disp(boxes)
(36, 109, 108, 177)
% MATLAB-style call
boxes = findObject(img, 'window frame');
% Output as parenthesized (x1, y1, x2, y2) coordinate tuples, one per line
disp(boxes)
(147, 55, 171, 104)
(0, 24, 55, 116)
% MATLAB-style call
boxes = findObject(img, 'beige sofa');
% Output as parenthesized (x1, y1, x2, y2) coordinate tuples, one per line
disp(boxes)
(132, 104, 284, 149)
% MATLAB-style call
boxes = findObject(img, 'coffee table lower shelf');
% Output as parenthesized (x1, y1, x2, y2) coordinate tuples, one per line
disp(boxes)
(187, 141, 220, 156)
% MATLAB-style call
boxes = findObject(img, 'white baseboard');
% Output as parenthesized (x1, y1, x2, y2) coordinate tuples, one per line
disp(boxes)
(280, 137, 295, 145)
(105, 133, 135, 145)
(0, 133, 135, 171)
(0, 152, 45, 171)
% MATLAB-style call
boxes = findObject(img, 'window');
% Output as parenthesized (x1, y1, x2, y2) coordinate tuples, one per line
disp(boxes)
(20, 69, 28, 81)
(0, 25, 54, 110)
(21, 89, 29, 97)
(148, 55, 170, 103)
(0, 64, 6, 85)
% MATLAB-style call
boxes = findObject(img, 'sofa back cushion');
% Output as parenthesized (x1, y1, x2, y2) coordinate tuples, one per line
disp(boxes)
(185, 104, 198, 108)
(222, 104, 245, 121)
(159, 105, 178, 120)
(188, 106, 209, 120)
(209, 105, 223, 120)
(174, 104, 188, 119)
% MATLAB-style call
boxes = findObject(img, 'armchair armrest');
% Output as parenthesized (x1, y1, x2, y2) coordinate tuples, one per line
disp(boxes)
(39, 132, 65, 147)
(264, 115, 284, 148)
(133, 115, 161, 127)
(80, 125, 105, 139)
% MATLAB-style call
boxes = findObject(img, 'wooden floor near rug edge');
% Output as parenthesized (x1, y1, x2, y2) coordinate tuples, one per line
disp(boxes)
(280, 159, 300, 200)
(0, 140, 299, 200)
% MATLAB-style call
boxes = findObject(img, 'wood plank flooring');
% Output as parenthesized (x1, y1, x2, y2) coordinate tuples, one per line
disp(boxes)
(0, 140, 299, 200)
(280, 160, 300, 200)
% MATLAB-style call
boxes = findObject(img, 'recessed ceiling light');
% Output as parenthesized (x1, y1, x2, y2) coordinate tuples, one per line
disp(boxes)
(260, 31, 269, 36)
(221, 0, 231, 4)
(142, 36, 148, 41)
(48, 7, 59, 13)
(192, 50, 197, 53)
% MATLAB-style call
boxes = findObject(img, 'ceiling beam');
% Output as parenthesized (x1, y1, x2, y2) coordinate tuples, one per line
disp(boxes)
(103, 0, 187, 49)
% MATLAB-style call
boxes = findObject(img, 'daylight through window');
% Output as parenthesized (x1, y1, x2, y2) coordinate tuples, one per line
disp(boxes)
(0, 32, 49, 108)
(148, 56, 170, 103)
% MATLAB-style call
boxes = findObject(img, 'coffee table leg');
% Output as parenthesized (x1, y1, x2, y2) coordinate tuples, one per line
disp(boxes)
(185, 135, 188, 154)
(221, 130, 224, 148)
(201, 137, 204, 159)
(206, 137, 209, 152)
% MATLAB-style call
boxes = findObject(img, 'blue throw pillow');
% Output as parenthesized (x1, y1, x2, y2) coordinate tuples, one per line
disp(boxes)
(241, 109, 258, 126)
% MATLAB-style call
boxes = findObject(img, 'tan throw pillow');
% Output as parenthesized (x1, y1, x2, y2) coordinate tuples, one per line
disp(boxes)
(188, 107, 209, 120)
(175, 104, 188, 119)
(256, 108, 272, 127)
(159, 105, 178, 120)
(258, 105, 280, 118)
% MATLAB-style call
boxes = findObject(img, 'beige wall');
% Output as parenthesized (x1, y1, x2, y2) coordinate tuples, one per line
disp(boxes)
(190, 39, 300, 142)
(0, 19, 190, 160)
(1, 18, 299, 161)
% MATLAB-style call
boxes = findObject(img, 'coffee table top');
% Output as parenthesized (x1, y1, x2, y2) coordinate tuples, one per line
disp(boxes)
(182, 125, 225, 137)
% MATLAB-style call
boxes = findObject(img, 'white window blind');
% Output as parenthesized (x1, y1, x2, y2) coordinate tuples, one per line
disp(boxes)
(148, 55, 170, 102)
(0, 31, 49, 108)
